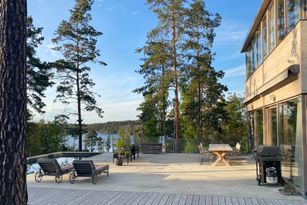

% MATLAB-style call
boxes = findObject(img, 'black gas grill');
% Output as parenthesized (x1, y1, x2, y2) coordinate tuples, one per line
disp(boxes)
(255, 146, 284, 186)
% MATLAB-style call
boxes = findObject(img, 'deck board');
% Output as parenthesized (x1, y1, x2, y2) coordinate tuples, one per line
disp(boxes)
(205, 195, 213, 205)
(152, 193, 165, 205)
(171, 193, 181, 205)
(185, 194, 193, 205)
(164, 193, 176, 205)
(28, 187, 307, 205)
(177, 194, 188, 205)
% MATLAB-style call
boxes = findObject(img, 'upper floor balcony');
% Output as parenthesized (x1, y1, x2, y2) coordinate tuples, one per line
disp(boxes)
(242, 0, 306, 80)
(242, 0, 307, 103)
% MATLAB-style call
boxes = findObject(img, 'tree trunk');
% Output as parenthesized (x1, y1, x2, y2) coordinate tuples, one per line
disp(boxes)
(0, 0, 28, 204)
(197, 80, 202, 144)
(76, 71, 82, 151)
(76, 39, 82, 151)
(196, 35, 202, 145)
(172, 13, 180, 153)
(161, 64, 167, 139)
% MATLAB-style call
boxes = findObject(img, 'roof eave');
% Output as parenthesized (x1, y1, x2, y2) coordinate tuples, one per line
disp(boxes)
(241, 0, 271, 53)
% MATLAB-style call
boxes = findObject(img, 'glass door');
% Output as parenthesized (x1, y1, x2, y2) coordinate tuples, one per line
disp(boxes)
(268, 107, 277, 145)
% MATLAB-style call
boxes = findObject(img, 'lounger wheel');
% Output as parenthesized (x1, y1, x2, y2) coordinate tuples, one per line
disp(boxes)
(69, 172, 76, 184)
(55, 175, 63, 183)
(258, 179, 261, 186)
(92, 175, 97, 184)
(35, 171, 43, 182)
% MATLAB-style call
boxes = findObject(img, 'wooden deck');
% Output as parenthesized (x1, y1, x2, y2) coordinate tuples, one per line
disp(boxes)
(28, 187, 306, 205)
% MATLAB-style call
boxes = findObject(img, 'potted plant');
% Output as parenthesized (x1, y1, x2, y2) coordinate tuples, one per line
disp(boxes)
(113, 130, 131, 166)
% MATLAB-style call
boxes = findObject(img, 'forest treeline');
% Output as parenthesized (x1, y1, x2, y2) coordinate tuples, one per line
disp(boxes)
(24, 0, 249, 157)
(87, 121, 141, 134)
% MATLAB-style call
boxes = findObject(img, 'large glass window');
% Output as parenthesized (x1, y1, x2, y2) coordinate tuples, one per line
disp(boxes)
(255, 109, 263, 146)
(277, 0, 286, 43)
(262, 15, 268, 58)
(246, 49, 251, 79)
(278, 99, 304, 191)
(251, 41, 256, 73)
(268, 3, 275, 52)
(256, 29, 262, 67)
(287, 0, 300, 30)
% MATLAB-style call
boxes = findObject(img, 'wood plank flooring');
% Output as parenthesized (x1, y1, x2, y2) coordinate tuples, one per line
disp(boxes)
(28, 187, 307, 205)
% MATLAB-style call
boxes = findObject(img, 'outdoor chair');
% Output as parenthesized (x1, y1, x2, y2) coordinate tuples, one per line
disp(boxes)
(198, 143, 213, 164)
(70, 160, 109, 184)
(229, 142, 242, 157)
(130, 144, 140, 160)
(227, 143, 249, 165)
(35, 158, 73, 183)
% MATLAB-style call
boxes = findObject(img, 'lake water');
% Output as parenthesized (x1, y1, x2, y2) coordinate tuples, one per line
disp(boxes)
(65, 132, 119, 152)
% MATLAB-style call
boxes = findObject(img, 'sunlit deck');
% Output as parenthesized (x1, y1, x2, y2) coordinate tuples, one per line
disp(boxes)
(27, 153, 307, 204)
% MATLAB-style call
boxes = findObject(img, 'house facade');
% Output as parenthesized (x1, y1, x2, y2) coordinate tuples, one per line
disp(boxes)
(242, 0, 307, 196)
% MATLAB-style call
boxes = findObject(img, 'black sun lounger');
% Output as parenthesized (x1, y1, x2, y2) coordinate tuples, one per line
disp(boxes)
(35, 158, 73, 183)
(70, 160, 109, 184)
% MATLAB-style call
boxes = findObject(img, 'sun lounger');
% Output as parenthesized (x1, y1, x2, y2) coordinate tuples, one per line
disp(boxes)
(70, 160, 109, 184)
(35, 158, 73, 183)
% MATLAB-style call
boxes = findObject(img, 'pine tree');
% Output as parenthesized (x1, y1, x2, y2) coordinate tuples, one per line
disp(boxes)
(134, 30, 171, 141)
(181, 0, 227, 145)
(27, 16, 54, 115)
(145, 0, 187, 151)
(223, 94, 248, 150)
(0, 0, 28, 203)
(52, 0, 106, 151)
(84, 128, 98, 151)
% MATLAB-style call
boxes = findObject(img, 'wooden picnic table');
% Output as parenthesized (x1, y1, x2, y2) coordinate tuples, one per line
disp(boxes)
(209, 144, 233, 166)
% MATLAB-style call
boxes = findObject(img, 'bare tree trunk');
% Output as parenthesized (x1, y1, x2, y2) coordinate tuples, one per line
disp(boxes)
(172, 13, 180, 153)
(76, 71, 82, 151)
(197, 80, 202, 144)
(196, 35, 202, 145)
(76, 39, 82, 151)
(161, 64, 167, 139)
(0, 0, 28, 204)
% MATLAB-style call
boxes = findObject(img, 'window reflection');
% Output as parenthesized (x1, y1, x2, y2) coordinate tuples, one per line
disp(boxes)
(252, 40, 256, 72)
(287, 0, 300, 30)
(268, 3, 275, 52)
(256, 26, 262, 66)
(255, 109, 263, 146)
(279, 99, 303, 190)
(262, 15, 268, 58)
(246, 48, 251, 79)
(277, 0, 286, 43)
(269, 107, 277, 145)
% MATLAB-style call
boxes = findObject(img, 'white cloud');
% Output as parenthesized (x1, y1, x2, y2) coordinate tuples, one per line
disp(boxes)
(224, 65, 246, 78)
(36, 38, 62, 61)
(215, 21, 248, 46)
(218, 52, 243, 61)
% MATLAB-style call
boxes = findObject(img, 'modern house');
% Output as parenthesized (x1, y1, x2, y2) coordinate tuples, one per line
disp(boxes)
(242, 0, 307, 196)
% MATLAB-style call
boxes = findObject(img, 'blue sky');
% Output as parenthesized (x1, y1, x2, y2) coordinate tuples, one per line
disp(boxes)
(28, 0, 262, 124)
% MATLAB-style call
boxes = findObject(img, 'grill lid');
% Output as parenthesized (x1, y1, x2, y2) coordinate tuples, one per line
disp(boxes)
(256, 145, 280, 157)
